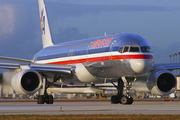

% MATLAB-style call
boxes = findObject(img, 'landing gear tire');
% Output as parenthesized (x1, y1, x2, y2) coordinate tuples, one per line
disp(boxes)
(37, 95, 54, 104)
(121, 96, 127, 104)
(121, 96, 133, 105)
(111, 78, 134, 105)
(37, 75, 60, 104)
(37, 95, 45, 104)
(111, 95, 120, 104)
(111, 95, 133, 104)
(129, 97, 133, 104)
(46, 95, 53, 104)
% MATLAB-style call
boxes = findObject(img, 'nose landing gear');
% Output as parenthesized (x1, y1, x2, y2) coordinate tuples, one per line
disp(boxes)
(120, 96, 133, 104)
(111, 77, 134, 105)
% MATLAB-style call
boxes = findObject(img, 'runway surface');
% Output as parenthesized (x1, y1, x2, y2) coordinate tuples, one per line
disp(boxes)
(0, 100, 180, 115)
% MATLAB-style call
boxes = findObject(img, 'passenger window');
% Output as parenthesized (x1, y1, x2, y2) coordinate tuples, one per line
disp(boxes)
(123, 46, 129, 52)
(129, 46, 139, 52)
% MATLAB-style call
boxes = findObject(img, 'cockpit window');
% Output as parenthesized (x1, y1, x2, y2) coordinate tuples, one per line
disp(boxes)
(118, 46, 140, 53)
(141, 46, 152, 53)
(119, 47, 124, 53)
(123, 46, 129, 52)
(129, 46, 139, 52)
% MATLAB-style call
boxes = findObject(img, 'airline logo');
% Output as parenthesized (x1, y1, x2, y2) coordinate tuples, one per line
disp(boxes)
(90, 37, 113, 49)
(40, 9, 45, 35)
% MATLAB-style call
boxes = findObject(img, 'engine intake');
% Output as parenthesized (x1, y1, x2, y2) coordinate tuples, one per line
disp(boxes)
(11, 69, 42, 95)
(146, 70, 177, 95)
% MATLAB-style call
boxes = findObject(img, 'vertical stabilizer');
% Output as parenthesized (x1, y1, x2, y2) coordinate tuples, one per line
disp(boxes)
(38, 0, 54, 48)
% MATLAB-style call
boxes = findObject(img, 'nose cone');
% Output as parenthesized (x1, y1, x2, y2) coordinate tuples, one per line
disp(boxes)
(130, 59, 153, 74)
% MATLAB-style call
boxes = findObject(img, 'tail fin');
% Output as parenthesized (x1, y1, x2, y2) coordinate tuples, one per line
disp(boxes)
(38, 0, 54, 48)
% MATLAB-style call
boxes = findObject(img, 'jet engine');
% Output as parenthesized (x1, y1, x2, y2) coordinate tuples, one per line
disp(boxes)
(11, 69, 42, 95)
(146, 70, 177, 95)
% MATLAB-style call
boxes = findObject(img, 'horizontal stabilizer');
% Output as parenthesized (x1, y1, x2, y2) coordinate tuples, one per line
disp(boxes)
(0, 56, 32, 63)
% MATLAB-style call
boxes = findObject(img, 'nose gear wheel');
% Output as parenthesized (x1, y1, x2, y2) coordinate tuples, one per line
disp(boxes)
(111, 78, 134, 105)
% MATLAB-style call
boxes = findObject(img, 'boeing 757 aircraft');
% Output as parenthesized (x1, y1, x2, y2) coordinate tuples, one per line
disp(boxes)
(0, 0, 178, 104)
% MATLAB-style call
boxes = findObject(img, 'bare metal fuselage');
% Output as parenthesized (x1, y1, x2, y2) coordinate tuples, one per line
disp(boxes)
(34, 33, 154, 85)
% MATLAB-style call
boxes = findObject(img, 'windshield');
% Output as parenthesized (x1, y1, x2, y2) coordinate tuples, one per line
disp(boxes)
(141, 46, 152, 53)
(129, 46, 140, 52)
(119, 46, 140, 53)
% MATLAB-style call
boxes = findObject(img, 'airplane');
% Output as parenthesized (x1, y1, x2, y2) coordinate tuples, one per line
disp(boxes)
(0, 0, 178, 105)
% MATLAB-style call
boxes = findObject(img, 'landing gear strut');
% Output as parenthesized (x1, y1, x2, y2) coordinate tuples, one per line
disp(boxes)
(111, 78, 133, 105)
(37, 75, 61, 104)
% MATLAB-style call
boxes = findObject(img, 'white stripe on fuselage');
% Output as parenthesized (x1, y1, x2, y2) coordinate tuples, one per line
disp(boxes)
(35, 51, 149, 64)
(36, 51, 113, 64)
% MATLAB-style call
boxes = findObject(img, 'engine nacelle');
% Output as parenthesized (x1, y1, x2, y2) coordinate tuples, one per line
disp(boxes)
(146, 70, 177, 95)
(11, 69, 42, 95)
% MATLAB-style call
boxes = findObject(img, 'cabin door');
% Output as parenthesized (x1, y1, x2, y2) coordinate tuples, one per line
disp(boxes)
(109, 43, 114, 60)
(68, 49, 74, 64)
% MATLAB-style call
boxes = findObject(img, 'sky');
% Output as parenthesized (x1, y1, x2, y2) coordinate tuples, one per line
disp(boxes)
(0, 0, 180, 64)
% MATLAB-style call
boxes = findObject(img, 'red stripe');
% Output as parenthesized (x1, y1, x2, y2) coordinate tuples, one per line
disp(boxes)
(47, 54, 153, 65)
(112, 54, 153, 60)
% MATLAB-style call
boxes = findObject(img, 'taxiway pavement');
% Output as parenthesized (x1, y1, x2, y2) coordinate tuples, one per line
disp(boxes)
(0, 100, 180, 115)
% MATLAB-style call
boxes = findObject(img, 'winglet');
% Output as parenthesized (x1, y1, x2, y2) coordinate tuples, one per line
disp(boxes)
(38, 0, 54, 48)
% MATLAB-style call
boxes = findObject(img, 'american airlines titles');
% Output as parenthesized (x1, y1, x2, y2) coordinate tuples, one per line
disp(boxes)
(90, 37, 113, 49)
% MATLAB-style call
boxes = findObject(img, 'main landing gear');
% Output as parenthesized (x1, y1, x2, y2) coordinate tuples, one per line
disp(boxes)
(37, 75, 61, 104)
(111, 78, 133, 105)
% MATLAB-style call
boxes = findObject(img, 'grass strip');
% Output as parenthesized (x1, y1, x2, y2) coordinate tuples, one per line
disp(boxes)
(0, 114, 180, 120)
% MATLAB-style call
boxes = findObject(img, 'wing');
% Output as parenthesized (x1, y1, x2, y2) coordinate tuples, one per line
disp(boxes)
(151, 63, 180, 71)
(0, 56, 74, 77)
(0, 55, 76, 96)
(0, 62, 74, 77)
